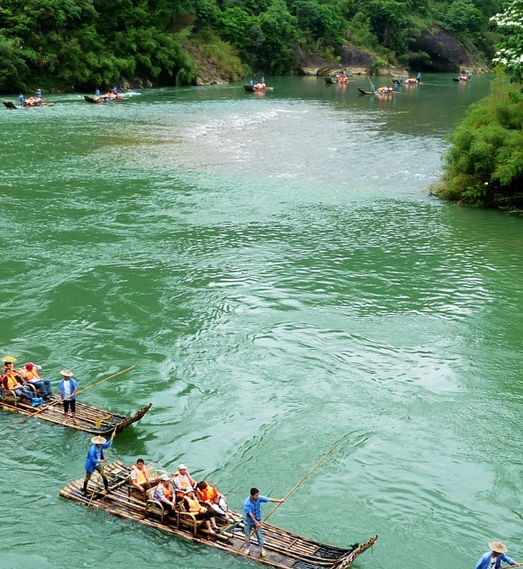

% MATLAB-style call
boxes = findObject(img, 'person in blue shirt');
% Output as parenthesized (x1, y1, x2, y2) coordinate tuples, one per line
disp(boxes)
(19, 94, 25, 106)
(82, 435, 113, 496)
(475, 541, 521, 569)
(242, 487, 284, 557)
(416, 72, 422, 83)
(57, 369, 79, 425)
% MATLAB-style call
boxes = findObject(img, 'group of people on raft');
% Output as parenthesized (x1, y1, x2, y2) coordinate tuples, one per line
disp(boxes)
(18, 89, 44, 107)
(92, 86, 123, 102)
(2, 355, 51, 405)
(84, 438, 284, 557)
(1, 356, 80, 423)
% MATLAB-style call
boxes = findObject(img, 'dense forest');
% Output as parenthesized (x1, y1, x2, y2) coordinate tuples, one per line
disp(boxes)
(0, 0, 505, 92)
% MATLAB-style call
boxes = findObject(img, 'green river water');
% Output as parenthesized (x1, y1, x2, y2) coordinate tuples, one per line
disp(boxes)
(2, 74, 523, 569)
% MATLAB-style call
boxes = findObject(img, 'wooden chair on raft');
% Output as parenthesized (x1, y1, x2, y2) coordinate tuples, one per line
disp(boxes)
(0, 386, 35, 407)
(144, 486, 170, 523)
(174, 502, 207, 535)
(143, 485, 207, 535)
(127, 463, 158, 501)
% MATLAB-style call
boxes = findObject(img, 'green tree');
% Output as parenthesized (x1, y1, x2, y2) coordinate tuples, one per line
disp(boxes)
(433, 81, 523, 209)
(490, 0, 523, 82)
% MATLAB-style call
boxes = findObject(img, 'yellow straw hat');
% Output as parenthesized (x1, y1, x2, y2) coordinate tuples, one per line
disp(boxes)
(91, 436, 107, 444)
(489, 542, 507, 554)
(2, 356, 17, 363)
(60, 369, 74, 377)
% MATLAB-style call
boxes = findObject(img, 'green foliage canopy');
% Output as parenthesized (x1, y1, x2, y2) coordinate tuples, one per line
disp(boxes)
(434, 82, 523, 209)
(491, 0, 523, 82)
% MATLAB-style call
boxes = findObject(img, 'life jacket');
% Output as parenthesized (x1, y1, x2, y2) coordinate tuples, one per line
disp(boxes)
(197, 483, 218, 504)
(184, 494, 205, 514)
(131, 464, 150, 485)
(173, 471, 196, 495)
(24, 369, 39, 381)
(154, 483, 173, 502)
(3, 371, 21, 390)
(163, 483, 173, 501)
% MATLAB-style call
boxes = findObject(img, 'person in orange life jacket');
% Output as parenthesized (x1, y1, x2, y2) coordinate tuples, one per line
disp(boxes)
(196, 480, 232, 521)
(172, 464, 197, 501)
(1, 356, 34, 403)
(21, 363, 52, 398)
(130, 458, 152, 494)
(57, 369, 79, 425)
(243, 487, 285, 557)
(182, 490, 219, 533)
(153, 474, 176, 516)
(82, 435, 112, 495)
(475, 541, 521, 569)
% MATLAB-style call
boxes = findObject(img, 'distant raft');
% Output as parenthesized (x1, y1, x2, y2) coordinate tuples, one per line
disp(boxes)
(60, 461, 377, 569)
(0, 393, 151, 435)
(243, 84, 274, 92)
(84, 95, 128, 103)
(3, 101, 55, 109)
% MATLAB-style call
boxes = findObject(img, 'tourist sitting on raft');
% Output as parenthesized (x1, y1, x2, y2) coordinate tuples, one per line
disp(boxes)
(19, 362, 52, 399)
(153, 474, 177, 515)
(1, 356, 44, 405)
(130, 458, 152, 494)
(196, 480, 233, 522)
(376, 86, 394, 94)
(254, 82, 267, 91)
(172, 463, 197, 500)
(23, 95, 43, 107)
(181, 489, 220, 534)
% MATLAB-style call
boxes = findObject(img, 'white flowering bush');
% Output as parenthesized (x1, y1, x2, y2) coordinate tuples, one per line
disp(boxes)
(491, 0, 523, 82)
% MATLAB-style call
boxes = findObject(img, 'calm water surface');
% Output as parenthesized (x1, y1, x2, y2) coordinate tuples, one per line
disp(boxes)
(2, 74, 523, 569)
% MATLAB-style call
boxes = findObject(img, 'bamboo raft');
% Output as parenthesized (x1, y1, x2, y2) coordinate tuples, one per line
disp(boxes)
(3, 101, 55, 109)
(0, 396, 151, 434)
(84, 95, 128, 103)
(60, 461, 378, 568)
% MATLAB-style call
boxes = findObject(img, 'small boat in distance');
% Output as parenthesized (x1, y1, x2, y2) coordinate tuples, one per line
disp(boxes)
(3, 101, 55, 109)
(243, 84, 273, 92)
(324, 73, 353, 85)
(60, 460, 378, 569)
(358, 87, 395, 96)
(84, 94, 128, 103)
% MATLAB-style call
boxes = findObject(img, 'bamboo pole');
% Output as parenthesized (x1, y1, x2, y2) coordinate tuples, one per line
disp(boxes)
(232, 442, 339, 557)
(76, 365, 136, 396)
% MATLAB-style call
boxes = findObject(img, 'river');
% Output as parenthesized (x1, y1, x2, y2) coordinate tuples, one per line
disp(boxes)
(2, 73, 523, 569)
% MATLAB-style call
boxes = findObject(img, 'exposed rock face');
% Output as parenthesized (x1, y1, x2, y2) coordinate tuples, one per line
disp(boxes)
(294, 45, 407, 76)
(294, 45, 373, 76)
(408, 25, 477, 72)
(185, 42, 229, 86)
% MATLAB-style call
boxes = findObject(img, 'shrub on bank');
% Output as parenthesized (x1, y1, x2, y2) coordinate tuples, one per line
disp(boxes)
(431, 79, 523, 210)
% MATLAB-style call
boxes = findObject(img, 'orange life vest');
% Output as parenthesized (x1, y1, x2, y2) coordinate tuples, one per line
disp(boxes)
(131, 464, 150, 485)
(25, 370, 38, 381)
(3, 371, 21, 390)
(184, 494, 205, 514)
(173, 471, 196, 495)
(163, 483, 173, 501)
(197, 483, 218, 504)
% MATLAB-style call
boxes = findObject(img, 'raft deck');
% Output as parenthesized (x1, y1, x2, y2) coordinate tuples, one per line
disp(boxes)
(0, 398, 151, 434)
(60, 461, 378, 569)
